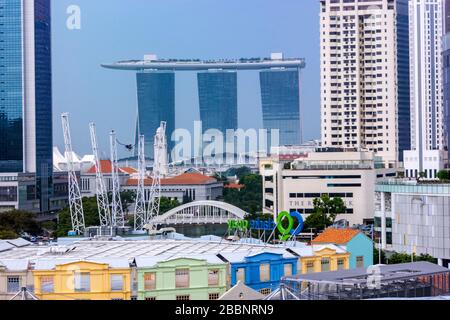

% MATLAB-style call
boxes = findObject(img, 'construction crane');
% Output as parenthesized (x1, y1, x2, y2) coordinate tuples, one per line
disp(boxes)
(134, 134, 147, 230)
(61, 113, 85, 235)
(89, 122, 111, 228)
(146, 122, 168, 224)
(110, 130, 125, 228)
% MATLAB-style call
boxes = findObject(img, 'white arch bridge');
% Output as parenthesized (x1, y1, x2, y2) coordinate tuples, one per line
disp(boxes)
(147, 201, 249, 227)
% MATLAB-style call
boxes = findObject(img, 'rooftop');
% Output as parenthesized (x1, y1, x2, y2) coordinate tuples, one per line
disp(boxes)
(311, 228, 361, 245)
(126, 172, 218, 186)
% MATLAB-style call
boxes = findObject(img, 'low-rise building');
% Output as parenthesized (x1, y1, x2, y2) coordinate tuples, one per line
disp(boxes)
(375, 179, 450, 267)
(32, 259, 132, 300)
(0, 259, 33, 300)
(260, 148, 396, 226)
(311, 228, 374, 269)
(135, 256, 227, 300)
(218, 251, 298, 296)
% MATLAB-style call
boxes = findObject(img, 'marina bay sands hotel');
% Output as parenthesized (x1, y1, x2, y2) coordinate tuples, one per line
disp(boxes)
(102, 53, 306, 158)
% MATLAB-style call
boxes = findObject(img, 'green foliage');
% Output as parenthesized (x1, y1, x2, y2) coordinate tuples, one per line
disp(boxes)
(303, 195, 347, 231)
(437, 170, 449, 181)
(57, 197, 100, 237)
(126, 197, 181, 228)
(120, 190, 136, 212)
(223, 173, 262, 214)
(0, 210, 41, 239)
(226, 166, 252, 179)
(373, 246, 386, 264)
(373, 248, 437, 265)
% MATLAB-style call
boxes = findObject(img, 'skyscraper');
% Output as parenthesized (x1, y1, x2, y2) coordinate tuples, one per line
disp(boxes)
(444, 0, 450, 159)
(404, 0, 447, 179)
(320, 0, 410, 165)
(0, 0, 53, 212)
(260, 69, 301, 147)
(135, 71, 175, 159)
(197, 71, 238, 134)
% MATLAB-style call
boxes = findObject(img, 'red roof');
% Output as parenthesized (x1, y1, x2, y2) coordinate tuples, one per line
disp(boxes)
(87, 160, 113, 174)
(120, 167, 138, 174)
(311, 228, 361, 245)
(126, 173, 218, 186)
(225, 183, 244, 190)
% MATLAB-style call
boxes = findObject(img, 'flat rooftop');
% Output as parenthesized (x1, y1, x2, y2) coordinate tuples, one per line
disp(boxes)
(102, 56, 306, 71)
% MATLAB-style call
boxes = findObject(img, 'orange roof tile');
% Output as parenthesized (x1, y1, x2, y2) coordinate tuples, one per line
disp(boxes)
(311, 228, 361, 245)
(126, 173, 218, 186)
(225, 183, 244, 190)
(120, 167, 137, 174)
(86, 160, 113, 174)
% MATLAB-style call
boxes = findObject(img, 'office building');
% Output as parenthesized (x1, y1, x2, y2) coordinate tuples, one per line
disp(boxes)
(319, 0, 410, 165)
(404, 0, 447, 179)
(260, 149, 397, 226)
(0, 0, 53, 213)
(198, 71, 238, 134)
(375, 180, 450, 267)
(260, 69, 301, 146)
(444, 0, 450, 159)
(135, 71, 175, 159)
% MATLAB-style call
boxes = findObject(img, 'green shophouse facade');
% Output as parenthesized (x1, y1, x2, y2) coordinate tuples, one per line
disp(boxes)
(136, 256, 227, 300)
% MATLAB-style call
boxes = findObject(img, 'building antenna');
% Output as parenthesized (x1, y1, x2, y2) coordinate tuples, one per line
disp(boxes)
(61, 113, 85, 235)
(89, 122, 111, 228)
(110, 130, 125, 228)
(134, 134, 147, 230)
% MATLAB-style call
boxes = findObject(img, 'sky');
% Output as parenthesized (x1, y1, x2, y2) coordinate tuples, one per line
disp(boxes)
(52, 0, 320, 158)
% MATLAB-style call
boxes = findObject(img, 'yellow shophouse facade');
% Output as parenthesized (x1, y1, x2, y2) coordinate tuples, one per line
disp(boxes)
(32, 259, 132, 300)
(290, 245, 350, 274)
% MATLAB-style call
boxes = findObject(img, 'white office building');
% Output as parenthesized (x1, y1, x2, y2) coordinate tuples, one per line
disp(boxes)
(319, 0, 411, 166)
(404, 0, 448, 179)
(260, 149, 396, 226)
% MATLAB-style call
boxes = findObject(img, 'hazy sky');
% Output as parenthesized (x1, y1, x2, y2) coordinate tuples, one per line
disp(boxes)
(52, 0, 320, 158)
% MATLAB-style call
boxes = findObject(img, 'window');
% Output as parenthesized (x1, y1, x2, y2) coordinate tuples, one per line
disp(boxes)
(260, 288, 272, 295)
(176, 295, 190, 301)
(236, 268, 245, 282)
(144, 273, 156, 290)
(356, 256, 364, 268)
(145, 297, 156, 301)
(284, 264, 293, 277)
(321, 258, 331, 272)
(74, 273, 90, 292)
(337, 259, 345, 270)
(175, 269, 189, 288)
(209, 293, 220, 300)
(260, 264, 270, 282)
(208, 269, 219, 286)
(7, 276, 20, 293)
(306, 261, 315, 273)
(110, 275, 124, 291)
(40, 276, 54, 293)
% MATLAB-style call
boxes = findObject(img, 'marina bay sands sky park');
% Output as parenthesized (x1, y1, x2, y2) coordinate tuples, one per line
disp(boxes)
(101, 53, 306, 159)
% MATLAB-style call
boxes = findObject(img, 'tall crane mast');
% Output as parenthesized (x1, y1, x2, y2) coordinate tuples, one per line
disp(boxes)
(61, 113, 85, 235)
(110, 130, 125, 228)
(147, 122, 167, 223)
(134, 134, 147, 230)
(89, 122, 111, 227)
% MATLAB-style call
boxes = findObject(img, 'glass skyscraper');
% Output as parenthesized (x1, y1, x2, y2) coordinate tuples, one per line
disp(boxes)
(0, 0, 53, 212)
(260, 69, 301, 147)
(197, 71, 238, 134)
(135, 71, 175, 159)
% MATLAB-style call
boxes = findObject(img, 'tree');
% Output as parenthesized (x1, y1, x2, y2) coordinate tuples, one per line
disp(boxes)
(313, 195, 346, 222)
(437, 170, 449, 181)
(126, 197, 181, 228)
(0, 210, 41, 239)
(56, 197, 100, 237)
(223, 173, 262, 214)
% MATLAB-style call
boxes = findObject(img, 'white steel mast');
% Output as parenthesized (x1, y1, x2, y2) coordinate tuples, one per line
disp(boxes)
(61, 113, 85, 235)
(134, 134, 147, 230)
(110, 130, 125, 228)
(146, 122, 167, 224)
(89, 122, 111, 227)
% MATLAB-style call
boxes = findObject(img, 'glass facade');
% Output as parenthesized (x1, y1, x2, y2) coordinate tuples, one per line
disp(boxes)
(0, 0, 23, 173)
(0, 0, 53, 212)
(135, 71, 175, 159)
(260, 69, 301, 147)
(34, 0, 53, 212)
(197, 71, 238, 134)
(396, 0, 411, 162)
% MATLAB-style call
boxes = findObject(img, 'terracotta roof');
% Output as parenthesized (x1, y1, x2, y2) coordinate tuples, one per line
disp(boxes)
(120, 167, 137, 174)
(126, 173, 218, 186)
(86, 160, 113, 174)
(225, 183, 244, 190)
(311, 228, 361, 245)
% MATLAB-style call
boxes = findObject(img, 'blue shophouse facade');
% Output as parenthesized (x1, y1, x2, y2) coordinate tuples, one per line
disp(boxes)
(345, 232, 374, 269)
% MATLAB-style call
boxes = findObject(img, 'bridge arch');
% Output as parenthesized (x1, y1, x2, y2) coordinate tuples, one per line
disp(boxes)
(148, 200, 249, 226)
